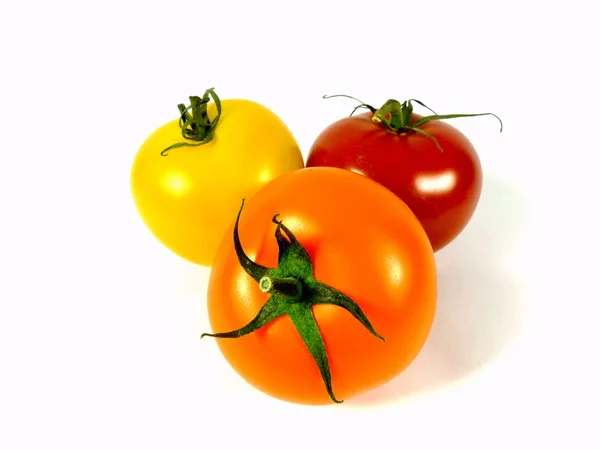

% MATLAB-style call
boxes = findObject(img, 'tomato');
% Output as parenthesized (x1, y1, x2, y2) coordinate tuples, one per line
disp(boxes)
(130, 88, 304, 266)
(306, 96, 502, 252)
(203, 167, 437, 405)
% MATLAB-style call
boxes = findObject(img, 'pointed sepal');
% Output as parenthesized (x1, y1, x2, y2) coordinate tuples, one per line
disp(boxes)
(311, 282, 385, 342)
(234, 199, 271, 282)
(287, 303, 342, 404)
(271, 214, 313, 280)
(201, 294, 288, 339)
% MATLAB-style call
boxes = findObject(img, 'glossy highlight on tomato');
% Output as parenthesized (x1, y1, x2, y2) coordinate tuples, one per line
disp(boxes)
(204, 167, 437, 405)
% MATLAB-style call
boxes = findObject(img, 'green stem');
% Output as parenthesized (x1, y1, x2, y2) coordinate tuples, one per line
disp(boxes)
(373, 99, 503, 136)
(259, 276, 303, 302)
(323, 94, 503, 152)
(160, 87, 222, 156)
(233, 199, 269, 283)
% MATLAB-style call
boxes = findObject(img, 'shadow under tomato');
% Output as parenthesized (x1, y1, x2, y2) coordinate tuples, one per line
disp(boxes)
(347, 173, 533, 407)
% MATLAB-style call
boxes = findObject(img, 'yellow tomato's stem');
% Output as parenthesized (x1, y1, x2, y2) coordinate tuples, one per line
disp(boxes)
(160, 87, 222, 156)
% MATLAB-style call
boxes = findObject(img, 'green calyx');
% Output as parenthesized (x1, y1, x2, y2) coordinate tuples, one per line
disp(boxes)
(161, 87, 222, 156)
(201, 200, 385, 404)
(323, 94, 503, 152)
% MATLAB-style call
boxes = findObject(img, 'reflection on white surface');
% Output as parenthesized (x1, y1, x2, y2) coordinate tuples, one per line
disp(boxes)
(351, 174, 533, 406)
(415, 170, 457, 194)
(162, 173, 190, 197)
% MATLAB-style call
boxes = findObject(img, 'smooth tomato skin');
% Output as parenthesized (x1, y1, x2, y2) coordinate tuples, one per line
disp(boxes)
(130, 99, 304, 266)
(306, 112, 483, 252)
(207, 167, 437, 405)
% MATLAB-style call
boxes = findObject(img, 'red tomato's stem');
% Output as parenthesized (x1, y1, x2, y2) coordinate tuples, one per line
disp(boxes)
(373, 100, 503, 140)
(324, 94, 503, 152)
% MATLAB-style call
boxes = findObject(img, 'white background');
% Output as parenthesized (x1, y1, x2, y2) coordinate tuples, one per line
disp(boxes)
(1, 1, 598, 448)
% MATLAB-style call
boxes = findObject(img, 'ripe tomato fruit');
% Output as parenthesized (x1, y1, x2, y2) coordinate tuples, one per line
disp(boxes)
(203, 167, 437, 405)
(306, 96, 502, 252)
(130, 88, 304, 266)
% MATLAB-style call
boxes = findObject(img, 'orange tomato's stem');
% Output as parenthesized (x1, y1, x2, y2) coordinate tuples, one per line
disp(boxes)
(160, 87, 222, 156)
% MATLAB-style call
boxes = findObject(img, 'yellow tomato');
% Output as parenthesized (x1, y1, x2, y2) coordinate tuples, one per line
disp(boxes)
(130, 89, 304, 266)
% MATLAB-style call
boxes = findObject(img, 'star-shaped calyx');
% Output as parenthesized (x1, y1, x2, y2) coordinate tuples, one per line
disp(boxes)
(322, 94, 503, 152)
(201, 199, 385, 403)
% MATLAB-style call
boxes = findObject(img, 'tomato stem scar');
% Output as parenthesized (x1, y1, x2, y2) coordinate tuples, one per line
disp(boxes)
(160, 87, 222, 156)
(259, 276, 303, 301)
(201, 199, 385, 404)
(323, 94, 503, 152)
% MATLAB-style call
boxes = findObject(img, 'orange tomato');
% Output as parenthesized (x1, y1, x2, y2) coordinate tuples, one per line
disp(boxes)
(204, 167, 437, 405)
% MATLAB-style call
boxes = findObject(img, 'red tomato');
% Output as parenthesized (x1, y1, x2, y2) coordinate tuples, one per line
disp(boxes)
(306, 98, 501, 251)
(204, 167, 437, 405)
